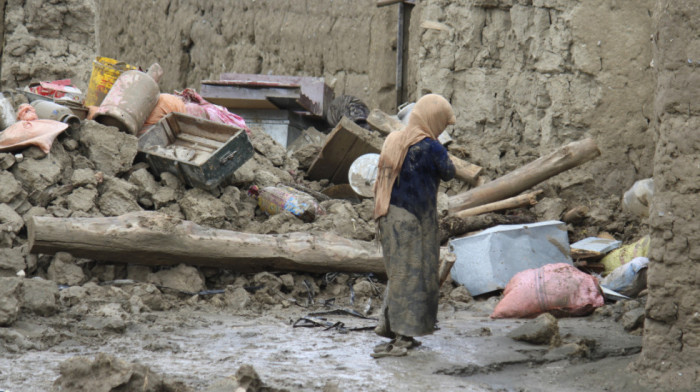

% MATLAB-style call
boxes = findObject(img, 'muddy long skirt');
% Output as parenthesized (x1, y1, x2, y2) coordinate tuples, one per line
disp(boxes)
(376, 205, 440, 338)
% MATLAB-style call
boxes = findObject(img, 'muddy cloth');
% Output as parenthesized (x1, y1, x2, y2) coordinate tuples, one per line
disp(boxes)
(376, 138, 455, 337)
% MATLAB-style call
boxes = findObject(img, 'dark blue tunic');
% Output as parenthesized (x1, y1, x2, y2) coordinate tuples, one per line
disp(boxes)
(389, 138, 455, 220)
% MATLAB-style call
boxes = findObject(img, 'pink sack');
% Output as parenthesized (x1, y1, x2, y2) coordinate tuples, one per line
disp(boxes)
(0, 120, 69, 153)
(176, 88, 250, 134)
(491, 263, 604, 319)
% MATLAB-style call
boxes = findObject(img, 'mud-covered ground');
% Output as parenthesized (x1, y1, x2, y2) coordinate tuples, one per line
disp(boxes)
(1, 277, 650, 392)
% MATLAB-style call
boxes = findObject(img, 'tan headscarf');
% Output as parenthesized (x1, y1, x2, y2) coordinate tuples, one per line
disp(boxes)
(373, 94, 456, 220)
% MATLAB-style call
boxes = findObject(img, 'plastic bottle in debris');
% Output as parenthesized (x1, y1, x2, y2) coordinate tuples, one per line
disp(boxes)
(247, 185, 325, 222)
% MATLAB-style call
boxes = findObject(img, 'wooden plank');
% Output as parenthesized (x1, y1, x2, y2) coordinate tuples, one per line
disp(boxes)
(306, 117, 383, 184)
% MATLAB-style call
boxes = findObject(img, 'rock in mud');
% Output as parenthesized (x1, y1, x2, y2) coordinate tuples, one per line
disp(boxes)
(0, 170, 22, 203)
(204, 364, 288, 392)
(0, 203, 24, 247)
(47, 252, 86, 286)
(53, 352, 189, 392)
(179, 188, 227, 228)
(21, 277, 58, 316)
(225, 286, 251, 310)
(0, 153, 15, 170)
(76, 121, 138, 176)
(507, 312, 561, 346)
(622, 307, 645, 331)
(11, 156, 64, 191)
(0, 247, 25, 276)
(0, 277, 22, 326)
(449, 286, 472, 303)
(150, 264, 206, 294)
(97, 176, 142, 216)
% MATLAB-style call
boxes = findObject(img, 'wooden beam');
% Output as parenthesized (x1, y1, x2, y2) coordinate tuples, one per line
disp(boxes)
(28, 212, 385, 275)
(448, 138, 601, 213)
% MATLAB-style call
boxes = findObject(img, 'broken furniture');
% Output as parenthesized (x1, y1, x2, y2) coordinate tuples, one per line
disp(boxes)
(27, 212, 385, 275)
(449, 220, 573, 296)
(306, 117, 384, 185)
(200, 73, 334, 148)
(138, 112, 253, 190)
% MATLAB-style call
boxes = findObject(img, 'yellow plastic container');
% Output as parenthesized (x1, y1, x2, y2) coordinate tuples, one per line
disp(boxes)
(84, 57, 137, 106)
(601, 235, 650, 276)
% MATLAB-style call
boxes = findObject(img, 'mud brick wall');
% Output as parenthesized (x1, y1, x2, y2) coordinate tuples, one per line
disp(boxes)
(0, 0, 97, 90)
(634, 1, 700, 390)
(95, 0, 399, 112)
(415, 0, 656, 214)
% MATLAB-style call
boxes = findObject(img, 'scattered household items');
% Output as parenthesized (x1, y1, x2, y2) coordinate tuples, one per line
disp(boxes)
(27, 79, 82, 102)
(85, 56, 138, 106)
(16, 103, 38, 121)
(233, 109, 306, 148)
(450, 221, 572, 296)
(600, 235, 650, 275)
(571, 236, 622, 254)
(27, 212, 385, 275)
(600, 257, 649, 297)
(247, 185, 325, 222)
(138, 112, 253, 190)
(622, 178, 654, 218)
(448, 138, 601, 213)
(201, 73, 333, 117)
(396, 102, 452, 145)
(306, 117, 383, 184)
(491, 263, 604, 319)
(293, 308, 376, 333)
(176, 88, 248, 133)
(140, 93, 186, 135)
(94, 63, 162, 135)
(30, 100, 81, 130)
(326, 95, 370, 129)
(348, 153, 379, 198)
(366, 109, 482, 184)
(0, 117, 68, 154)
(200, 73, 333, 147)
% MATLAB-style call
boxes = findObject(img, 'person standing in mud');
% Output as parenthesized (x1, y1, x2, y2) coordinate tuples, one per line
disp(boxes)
(371, 94, 456, 358)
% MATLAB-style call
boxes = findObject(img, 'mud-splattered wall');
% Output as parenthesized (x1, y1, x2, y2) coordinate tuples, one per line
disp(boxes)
(95, 0, 399, 112)
(0, 0, 96, 90)
(634, 1, 700, 390)
(416, 0, 656, 216)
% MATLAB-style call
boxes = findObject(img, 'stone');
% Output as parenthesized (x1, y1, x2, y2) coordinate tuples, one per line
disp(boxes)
(58, 286, 88, 307)
(77, 121, 138, 176)
(152, 187, 178, 209)
(126, 265, 152, 282)
(0, 247, 26, 276)
(0, 203, 24, 247)
(450, 286, 473, 303)
(65, 187, 98, 212)
(97, 176, 142, 216)
(225, 286, 251, 310)
(0, 153, 15, 170)
(179, 188, 226, 228)
(0, 277, 22, 326)
(11, 156, 63, 191)
(70, 168, 98, 187)
(622, 307, 646, 331)
(149, 264, 206, 293)
(0, 171, 23, 203)
(21, 277, 59, 316)
(507, 313, 560, 345)
(47, 252, 86, 286)
(160, 172, 182, 189)
(129, 168, 159, 200)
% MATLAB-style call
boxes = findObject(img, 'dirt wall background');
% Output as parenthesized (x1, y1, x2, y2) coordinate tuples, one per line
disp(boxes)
(0, 0, 96, 90)
(416, 0, 656, 227)
(94, 0, 398, 113)
(634, 1, 700, 390)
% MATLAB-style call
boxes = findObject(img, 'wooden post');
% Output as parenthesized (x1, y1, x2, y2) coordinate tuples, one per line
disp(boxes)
(28, 212, 386, 275)
(453, 190, 543, 219)
(448, 138, 601, 213)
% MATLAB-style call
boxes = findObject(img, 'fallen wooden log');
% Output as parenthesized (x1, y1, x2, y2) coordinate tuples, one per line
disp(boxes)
(28, 212, 385, 275)
(453, 190, 543, 219)
(438, 212, 536, 244)
(448, 138, 600, 213)
(366, 109, 482, 184)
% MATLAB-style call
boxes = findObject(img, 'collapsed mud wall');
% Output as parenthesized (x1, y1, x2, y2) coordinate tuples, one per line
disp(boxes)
(416, 0, 656, 222)
(634, 1, 700, 390)
(0, 0, 96, 90)
(95, 0, 399, 112)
